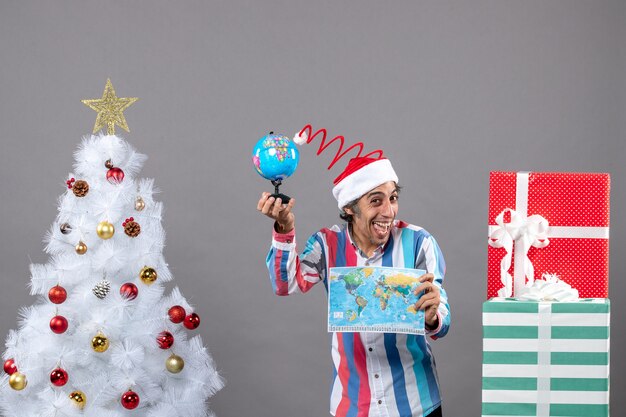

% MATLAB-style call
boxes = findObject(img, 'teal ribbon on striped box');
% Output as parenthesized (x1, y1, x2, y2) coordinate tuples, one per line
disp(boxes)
(482, 298, 610, 417)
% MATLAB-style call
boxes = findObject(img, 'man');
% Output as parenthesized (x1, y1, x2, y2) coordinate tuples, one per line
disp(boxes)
(257, 156, 449, 417)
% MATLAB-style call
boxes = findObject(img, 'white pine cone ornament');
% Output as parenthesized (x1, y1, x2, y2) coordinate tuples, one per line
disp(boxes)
(93, 280, 111, 299)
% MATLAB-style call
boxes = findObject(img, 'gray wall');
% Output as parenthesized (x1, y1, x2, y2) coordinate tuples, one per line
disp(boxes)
(1, 1, 624, 416)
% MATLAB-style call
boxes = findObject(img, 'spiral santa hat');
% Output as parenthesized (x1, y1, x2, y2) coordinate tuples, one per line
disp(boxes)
(293, 125, 398, 209)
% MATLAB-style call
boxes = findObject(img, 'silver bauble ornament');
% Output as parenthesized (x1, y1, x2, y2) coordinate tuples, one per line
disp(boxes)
(60, 223, 72, 234)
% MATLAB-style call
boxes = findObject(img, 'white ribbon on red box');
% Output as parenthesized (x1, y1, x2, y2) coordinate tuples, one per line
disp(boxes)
(488, 172, 609, 297)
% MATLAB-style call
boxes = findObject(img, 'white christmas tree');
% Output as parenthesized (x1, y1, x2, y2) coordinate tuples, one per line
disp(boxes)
(0, 80, 223, 417)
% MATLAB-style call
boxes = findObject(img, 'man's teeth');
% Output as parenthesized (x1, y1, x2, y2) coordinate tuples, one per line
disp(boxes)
(373, 222, 391, 232)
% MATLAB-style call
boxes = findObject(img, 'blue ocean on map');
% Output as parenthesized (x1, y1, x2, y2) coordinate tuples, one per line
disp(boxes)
(328, 266, 427, 335)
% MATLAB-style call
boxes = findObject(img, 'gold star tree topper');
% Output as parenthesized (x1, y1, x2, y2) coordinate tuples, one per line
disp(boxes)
(82, 79, 138, 135)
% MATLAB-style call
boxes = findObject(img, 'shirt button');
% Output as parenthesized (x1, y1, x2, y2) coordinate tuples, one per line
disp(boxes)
(368, 348, 373, 352)
(286, 240, 292, 243)
(375, 374, 379, 378)
(378, 400, 382, 405)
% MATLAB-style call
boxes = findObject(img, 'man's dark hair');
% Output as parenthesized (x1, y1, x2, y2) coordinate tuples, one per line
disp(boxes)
(339, 197, 361, 223)
(339, 184, 402, 223)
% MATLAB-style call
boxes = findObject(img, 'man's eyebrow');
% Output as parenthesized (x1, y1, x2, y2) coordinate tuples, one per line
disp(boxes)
(365, 190, 398, 199)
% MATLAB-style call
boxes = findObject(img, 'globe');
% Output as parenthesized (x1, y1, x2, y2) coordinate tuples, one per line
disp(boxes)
(252, 133, 299, 181)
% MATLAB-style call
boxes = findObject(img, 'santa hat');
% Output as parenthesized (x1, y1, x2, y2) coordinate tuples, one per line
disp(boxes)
(331, 157, 398, 209)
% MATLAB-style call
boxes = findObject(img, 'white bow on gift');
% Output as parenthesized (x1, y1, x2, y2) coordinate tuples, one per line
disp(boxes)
(488, 208, 550, 297)
(516, 273, 579, 302)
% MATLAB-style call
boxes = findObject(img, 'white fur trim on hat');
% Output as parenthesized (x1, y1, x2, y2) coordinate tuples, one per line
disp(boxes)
(332, 159, 398, 209)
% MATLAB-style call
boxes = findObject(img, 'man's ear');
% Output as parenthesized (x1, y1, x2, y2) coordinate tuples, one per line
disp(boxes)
(344, 207, 354, 215)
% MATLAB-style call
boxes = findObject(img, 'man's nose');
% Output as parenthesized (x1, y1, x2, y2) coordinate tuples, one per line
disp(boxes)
(381, 199, 395, 217)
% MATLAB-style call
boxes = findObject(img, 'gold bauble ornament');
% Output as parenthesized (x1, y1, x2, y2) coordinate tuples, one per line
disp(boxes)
(139, 266, 157, 285)
(165, 354, 185, 373)
(9, 372, 27, 390)
(75, 241, 88, 255)
(91, 331, 110, 352)
(135, 196, 146, 211)
(96, 221, 115, 239)
(69, 390, 87, 409)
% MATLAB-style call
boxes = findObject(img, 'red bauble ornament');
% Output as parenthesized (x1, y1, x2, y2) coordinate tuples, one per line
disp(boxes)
(50, 315, 69, 334)
(120, 283, 139, 300)
(3, 359, 17, 375)
(156, 331, 174, 349)
(50, 368, 68, 386)
(121, 390, 140, 410)
(183, 313, 201, 330)
(106, 167, 125, 184)
(168, 306, 186, 324)
(48, 285, 67, 304)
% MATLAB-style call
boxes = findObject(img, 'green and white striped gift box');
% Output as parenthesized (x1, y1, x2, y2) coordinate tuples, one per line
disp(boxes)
(482, 298, 610, 417)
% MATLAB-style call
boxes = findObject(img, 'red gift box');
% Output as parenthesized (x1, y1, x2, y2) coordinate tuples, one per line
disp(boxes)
(487, 172, 610, 299)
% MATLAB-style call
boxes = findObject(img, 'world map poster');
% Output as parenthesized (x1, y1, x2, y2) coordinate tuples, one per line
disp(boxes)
(328, 266, 427, 335)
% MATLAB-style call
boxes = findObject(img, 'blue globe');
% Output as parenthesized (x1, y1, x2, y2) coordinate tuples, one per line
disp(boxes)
(252, 133, 299, 181)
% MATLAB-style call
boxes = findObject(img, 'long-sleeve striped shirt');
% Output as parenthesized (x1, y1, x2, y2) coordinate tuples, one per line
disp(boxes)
(266, 220, 450, 417)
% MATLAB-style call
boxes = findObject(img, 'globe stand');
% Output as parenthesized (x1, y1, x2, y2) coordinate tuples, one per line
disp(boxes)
(270, 179, 291, 204)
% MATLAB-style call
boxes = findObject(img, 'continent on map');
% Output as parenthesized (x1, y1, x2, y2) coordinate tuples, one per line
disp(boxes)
(355, 295, 368, 316)
(336, 268, 373, 315)
(337, 268, 373, 294)
(346, 310, 358, 322)
(373, 273, 423, 314)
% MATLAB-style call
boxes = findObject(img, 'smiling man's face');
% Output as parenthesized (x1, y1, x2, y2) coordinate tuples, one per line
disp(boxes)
(345, 181, 399, 255)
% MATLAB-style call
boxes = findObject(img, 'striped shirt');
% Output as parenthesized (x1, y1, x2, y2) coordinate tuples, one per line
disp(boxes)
(266, 220, 450, 417)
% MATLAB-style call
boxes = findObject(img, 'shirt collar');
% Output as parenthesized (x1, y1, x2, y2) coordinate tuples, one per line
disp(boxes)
(345, 222, 394, 259)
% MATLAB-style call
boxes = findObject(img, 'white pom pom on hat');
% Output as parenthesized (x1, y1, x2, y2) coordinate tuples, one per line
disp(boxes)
(332, 157, 398, 209)
(292, 129, 308, 145)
